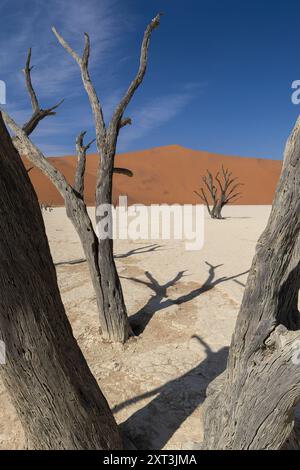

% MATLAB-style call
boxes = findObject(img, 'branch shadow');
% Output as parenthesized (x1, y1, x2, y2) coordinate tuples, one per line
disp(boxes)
(54, 244, 162, 266)
(123, 262, 249, 335)
(117, 336, 229, 449)
(115, 244, 162, 259)
(54, 258, 86, 267)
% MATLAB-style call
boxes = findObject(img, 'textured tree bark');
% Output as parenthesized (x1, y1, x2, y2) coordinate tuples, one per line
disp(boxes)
(202, 117, 300, 450)
(0, 114, 123, 449)
(64, 194, 129, 340)
(51, 15, 161, 342)
(95, 140, 130, 342)
(3, 110, 132, 342)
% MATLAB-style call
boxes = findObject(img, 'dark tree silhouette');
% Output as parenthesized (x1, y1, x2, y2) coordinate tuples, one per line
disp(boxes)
(194, 166, 242, 219)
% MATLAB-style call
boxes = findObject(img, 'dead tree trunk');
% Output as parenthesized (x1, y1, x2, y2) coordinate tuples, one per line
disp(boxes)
(51, 14, 161, 341)
(3, 14, 160, 342)
(202, 118, 300, 450)
(0, 113, 123, 449)
(194, 167, 242, 219)
(3, 56, 133, 342)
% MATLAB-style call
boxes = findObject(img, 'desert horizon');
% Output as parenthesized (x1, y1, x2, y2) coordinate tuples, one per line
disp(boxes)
(23, 145, 282, 207)
(0, 0, 299, 460)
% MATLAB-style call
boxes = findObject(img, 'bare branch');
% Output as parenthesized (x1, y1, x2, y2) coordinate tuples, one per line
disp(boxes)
(194, 189, 211, 216)
(110, 13, 161, 131)
(24, 48, 39, 111)
(74, 131, 95, 197)
(51, 30, 81, 65)
(52, 27, 106, 142)
(194, 190, 205, 201)
(2, 110, 72, 199)
(197, 166, 243, 219)
(215, 173, 224, 194)
(226, 183, 243, 200)
(113, 167, 133, 177)
(22, 48, 64, 136)
(119, 118, 132, 129)
(226, 192, 242, 203)
(202, 171, 217, 202)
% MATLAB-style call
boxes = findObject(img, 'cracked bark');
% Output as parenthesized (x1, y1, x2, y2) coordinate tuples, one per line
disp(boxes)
(202, 117, 300, 449)
(51, 14, 161, 341)
(0, 113, 123, 449)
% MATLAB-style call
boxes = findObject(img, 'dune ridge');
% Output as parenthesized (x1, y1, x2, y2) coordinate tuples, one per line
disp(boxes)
(23, 145, 282, 206)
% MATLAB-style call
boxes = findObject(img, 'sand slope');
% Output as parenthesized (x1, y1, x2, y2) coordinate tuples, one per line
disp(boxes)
(23, 145, 282, 206)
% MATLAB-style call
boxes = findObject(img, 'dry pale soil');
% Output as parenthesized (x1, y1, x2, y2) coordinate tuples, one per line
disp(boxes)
(0, 205, 271, 449)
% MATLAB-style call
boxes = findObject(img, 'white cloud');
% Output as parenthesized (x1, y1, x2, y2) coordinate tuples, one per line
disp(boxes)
(2, 2, 199, 156)
(2, 0, 132, 100)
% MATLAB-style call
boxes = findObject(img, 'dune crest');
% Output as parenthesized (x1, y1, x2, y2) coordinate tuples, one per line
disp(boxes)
(23, 145, 282, 206)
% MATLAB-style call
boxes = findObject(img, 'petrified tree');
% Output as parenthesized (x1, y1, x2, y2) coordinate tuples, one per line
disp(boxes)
(194, 166, 242, 219)
(3, 14, 161, 342)
(0, 113, 122, 449)
(202, 117, 300, 450)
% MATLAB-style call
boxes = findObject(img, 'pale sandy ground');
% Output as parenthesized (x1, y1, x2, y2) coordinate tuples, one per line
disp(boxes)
(0, 205, 271, 450)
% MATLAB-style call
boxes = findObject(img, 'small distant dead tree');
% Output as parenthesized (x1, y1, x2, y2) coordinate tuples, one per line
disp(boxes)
(0, 112, 122, 449)
(194, 166, 242, 219)
(2, 13, 161, 343)
(202, 117, 300, 449)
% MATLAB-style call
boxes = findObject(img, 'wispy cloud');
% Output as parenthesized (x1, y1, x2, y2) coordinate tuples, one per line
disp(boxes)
(1, 1, 200, 156)
(2, 0, 131, 99)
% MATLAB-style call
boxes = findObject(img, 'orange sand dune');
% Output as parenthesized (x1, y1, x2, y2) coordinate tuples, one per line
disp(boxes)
(23, 145, 282, 206)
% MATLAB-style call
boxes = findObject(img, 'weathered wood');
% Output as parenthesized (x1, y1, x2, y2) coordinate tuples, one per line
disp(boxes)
(74, 131, 95, 198)
(4, 14, 160, 342)
(0, 113, 123, 449)
(2, 111, 130, 341)
(22, 48, 63, 136)
(52, 14, 161, 342)
(202, 117, 300, 449)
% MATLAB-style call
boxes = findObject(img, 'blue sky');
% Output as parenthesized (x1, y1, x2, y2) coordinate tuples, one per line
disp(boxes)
(1, 0, 300, 159)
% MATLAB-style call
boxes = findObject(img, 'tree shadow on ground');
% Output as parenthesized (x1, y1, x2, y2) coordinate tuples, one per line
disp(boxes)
(54, 244, 162, 266)
(115, 244, 162, 259)
(123, 262, 249, 335)
(116, 336, 229, 450)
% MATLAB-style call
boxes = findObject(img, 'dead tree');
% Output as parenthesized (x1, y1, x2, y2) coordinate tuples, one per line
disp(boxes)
(3, 14, 160, 342)
(0, 112, 123, 449)
(51, 15, 160, 340)
(202, 117, 300, 449)
(194, 166, 242, 219)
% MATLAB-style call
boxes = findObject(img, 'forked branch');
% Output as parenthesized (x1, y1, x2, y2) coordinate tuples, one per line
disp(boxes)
(22, 48, 64, 136)
(52, 14, 161, 139)
(195, 166, 243, 219)
(110, 14, 161, 132)
(2, 110, 71, 199)
(52, 28, 106, 142)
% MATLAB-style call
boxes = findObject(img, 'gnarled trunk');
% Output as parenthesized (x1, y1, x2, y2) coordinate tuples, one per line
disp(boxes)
(65, 193, 130, 342)
(202, 117, 300, 450)
(94, 140, 130, 343)
(0, 114, 123, 449)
